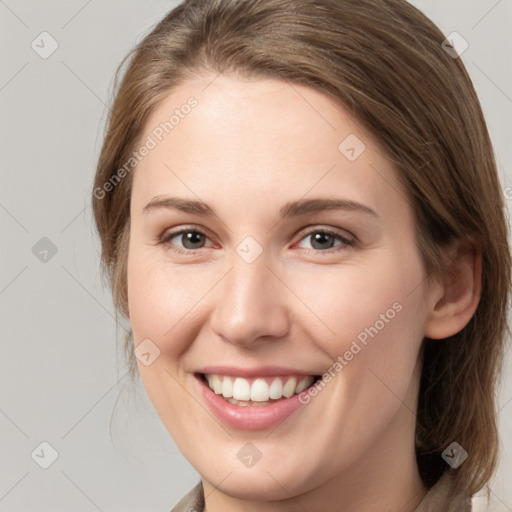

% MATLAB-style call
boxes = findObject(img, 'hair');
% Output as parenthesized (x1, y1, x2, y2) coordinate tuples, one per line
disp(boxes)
(92, 0, 511, 500)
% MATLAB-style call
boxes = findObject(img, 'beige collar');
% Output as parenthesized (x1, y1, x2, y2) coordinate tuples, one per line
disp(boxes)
(413, 472, 472, 512)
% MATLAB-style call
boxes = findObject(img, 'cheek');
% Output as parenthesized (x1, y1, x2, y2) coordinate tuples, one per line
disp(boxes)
(126, 247, 203, 434)
(294, 254, 425, 461)
(127, 245, 177, 343)
(293, 247, 427, 414)
(293, 250, 425, 350)
(127, 244, 217, 359)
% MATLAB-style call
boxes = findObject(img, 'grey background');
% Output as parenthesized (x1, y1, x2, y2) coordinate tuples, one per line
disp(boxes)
(0, 1, 511, 511)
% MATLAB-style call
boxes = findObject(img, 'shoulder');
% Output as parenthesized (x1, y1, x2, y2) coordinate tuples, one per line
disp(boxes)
(170, 481, 205, 512)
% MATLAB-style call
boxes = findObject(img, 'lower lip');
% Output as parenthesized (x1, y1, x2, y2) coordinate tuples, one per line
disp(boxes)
(195, 374, 306, 430)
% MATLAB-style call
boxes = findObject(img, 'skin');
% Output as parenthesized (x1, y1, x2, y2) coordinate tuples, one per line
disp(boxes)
(126, 73, 480, 512)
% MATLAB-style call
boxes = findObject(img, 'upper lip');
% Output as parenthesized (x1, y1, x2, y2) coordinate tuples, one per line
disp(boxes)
(196, 365, 319, 378)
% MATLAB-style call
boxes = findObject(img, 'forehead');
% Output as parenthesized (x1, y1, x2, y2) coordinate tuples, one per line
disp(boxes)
(131, 74, 408, 219)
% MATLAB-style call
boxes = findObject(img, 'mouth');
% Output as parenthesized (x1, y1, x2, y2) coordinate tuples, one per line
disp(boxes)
(197, 373, 322, 407)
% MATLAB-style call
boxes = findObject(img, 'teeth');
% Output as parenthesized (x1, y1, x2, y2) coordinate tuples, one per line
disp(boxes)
(221, 376, 233, 398)
(232, 377, 251, 401)
(227, 397, 270, 407)
(269, 377, 283, 399)
(211, 375, 222, 394)
(295, 376, 312, 394)
(250, 378, 269, 401)
(282, 377, 297, 398)
(205, 374, 314, 402)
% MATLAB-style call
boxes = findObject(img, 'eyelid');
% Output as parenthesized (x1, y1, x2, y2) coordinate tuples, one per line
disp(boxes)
(295, 225, 355, 243)
(292, 226, 356, 254)
(157, 225, 213, 247)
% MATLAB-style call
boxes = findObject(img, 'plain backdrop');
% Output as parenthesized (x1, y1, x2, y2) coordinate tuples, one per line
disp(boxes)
(0, 1, 511, 511)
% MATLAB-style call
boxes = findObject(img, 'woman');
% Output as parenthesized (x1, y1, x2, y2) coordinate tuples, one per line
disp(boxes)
(92, 1, 511, 510)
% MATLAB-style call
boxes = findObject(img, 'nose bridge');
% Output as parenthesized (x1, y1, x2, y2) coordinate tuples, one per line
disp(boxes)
(209, 249, 289, 346)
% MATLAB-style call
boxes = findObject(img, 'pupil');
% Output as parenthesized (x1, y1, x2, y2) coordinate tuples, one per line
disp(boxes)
(312, 232, 333, 250)
(183, 232, 204, 249)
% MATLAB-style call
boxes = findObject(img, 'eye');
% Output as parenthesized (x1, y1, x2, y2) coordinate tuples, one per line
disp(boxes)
(157, 226, 355, 255)
(296, 228, 354, 252)
(158, 227, 213, 253)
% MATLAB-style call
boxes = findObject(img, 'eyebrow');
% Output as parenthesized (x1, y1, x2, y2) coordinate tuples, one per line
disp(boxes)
(142, 196, 378, 219)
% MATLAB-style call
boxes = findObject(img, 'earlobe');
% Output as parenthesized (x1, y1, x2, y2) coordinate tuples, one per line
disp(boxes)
(424, 240, 482, 340)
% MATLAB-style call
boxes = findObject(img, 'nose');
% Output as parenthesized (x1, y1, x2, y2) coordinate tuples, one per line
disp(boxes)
(209, 251, 290, 348)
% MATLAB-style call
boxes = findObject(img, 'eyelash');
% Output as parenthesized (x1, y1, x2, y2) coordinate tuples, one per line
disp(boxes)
(156, 225, 356, 255)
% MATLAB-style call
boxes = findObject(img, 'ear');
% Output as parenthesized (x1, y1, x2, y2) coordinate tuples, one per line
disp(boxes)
(423, 239, 482, 340)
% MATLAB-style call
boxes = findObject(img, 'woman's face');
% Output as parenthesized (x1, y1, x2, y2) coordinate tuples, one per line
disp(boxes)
(127, 74, 437, 503)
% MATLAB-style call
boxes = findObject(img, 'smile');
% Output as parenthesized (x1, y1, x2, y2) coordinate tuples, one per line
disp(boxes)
(203, 374, 316, 405)
(195, 370, 321, 430)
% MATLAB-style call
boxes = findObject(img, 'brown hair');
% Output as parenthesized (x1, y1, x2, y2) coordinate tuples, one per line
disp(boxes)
(92, 0, 511, 498)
